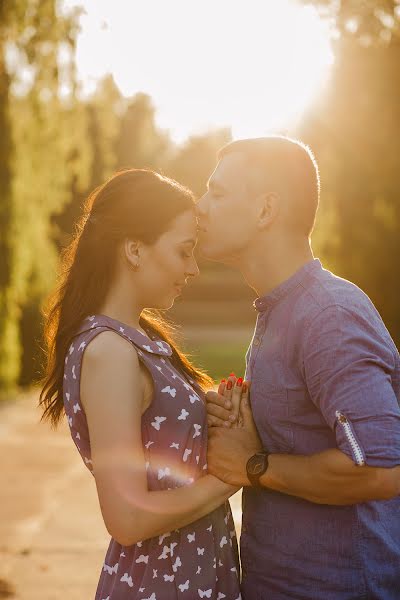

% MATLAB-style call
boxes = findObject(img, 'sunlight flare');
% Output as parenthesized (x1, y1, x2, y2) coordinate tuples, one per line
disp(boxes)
(64, 0, 334, 141)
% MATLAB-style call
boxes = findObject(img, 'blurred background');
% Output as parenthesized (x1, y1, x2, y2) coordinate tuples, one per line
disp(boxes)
(0, 1, 399, 597)
(0, 0, 399, 390)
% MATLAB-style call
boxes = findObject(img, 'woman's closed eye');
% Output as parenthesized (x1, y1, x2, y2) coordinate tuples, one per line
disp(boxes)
(179, 239, 197, 259)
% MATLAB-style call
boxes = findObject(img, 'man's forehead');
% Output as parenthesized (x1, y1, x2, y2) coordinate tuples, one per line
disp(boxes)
(209, 152, 247, 186)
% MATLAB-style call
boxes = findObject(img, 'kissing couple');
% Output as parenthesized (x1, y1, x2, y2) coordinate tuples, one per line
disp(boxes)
(40, 136, 400, 599)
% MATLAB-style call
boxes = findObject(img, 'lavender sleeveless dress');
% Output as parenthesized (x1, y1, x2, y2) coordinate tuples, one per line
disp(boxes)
(63, 314, 241, 600)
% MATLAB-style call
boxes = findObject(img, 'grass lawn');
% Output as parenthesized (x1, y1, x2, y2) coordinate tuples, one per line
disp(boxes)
(184, 329, 251, 381)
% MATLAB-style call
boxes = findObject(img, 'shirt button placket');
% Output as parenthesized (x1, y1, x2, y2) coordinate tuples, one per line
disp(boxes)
(249, 313, 267, 373)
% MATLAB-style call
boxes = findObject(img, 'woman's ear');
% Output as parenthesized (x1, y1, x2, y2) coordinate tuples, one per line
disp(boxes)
(124, 238, 141, 271)
(256, 191, 280, 230)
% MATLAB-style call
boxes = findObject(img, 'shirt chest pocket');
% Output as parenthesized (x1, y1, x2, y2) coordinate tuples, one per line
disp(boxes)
(251, 382, 294, 453)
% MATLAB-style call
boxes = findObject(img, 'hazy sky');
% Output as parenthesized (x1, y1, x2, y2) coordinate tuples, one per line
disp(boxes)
(63, 0, 334, 142)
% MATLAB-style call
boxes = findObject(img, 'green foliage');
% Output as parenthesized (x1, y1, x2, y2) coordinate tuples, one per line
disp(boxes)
(0, 4, 15, 388)
(0, 0, 83, 389)
(85, 76, 123, 183)
(307, 0, 400, 43)
(1, 0, 400, 392)
(166, 129, 231, 197)
(186, 339, 250, 382)
(116, 92, 170, 171)
(299, 29, 400, 346)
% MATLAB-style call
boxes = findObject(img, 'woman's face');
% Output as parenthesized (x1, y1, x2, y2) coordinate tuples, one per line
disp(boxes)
(138, 209, 200, 309)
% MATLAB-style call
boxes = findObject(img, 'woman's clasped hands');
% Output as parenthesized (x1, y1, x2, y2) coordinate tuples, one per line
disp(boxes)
(206, 373, 251, 429)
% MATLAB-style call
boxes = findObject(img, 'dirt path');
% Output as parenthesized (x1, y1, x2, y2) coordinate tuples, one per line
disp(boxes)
(0, 393, 242, 599)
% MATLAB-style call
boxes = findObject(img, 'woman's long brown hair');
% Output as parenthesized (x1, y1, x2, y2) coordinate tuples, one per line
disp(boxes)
(39, 169, 213, 427)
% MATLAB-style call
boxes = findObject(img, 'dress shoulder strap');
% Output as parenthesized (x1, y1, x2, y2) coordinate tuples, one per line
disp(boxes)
(72, 314, 172, 358)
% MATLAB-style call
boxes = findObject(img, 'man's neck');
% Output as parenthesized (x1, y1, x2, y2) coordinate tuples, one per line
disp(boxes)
(237, 238, 314, 298)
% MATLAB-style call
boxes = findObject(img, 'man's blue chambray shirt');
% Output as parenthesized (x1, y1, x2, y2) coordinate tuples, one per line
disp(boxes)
(241, 258, 400, 600)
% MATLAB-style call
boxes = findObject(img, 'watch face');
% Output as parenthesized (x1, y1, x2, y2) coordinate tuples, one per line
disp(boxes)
(247, 453, 267, 476)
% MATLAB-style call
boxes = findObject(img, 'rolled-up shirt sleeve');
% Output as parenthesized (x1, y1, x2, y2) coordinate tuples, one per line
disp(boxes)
(303, 304, 400, 467)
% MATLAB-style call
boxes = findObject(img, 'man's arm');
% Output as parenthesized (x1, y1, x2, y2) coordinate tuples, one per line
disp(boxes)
(207, 303, 400, 504)
(260, 448, 400, 504)
(207, 397, 400, 504)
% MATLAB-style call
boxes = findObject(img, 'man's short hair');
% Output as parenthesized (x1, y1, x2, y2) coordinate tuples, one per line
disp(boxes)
(218, 136, 320, 237)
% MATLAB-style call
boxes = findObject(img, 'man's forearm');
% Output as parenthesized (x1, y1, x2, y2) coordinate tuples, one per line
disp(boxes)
(260, 448, 400, 505)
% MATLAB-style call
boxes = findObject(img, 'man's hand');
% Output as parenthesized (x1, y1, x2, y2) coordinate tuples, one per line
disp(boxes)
(207, 390, 263, 487)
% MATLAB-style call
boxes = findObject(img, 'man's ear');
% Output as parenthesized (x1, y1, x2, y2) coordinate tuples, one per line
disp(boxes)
(124, 238, 142, 269)
(256, 191, 280, 230)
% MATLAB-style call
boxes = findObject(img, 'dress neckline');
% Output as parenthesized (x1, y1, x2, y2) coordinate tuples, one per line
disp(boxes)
(75, 314, 173, 357)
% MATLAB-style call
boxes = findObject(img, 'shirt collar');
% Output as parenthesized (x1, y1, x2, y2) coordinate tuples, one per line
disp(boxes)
(253, 258, 322, 312)
(76, 314, 173, 356)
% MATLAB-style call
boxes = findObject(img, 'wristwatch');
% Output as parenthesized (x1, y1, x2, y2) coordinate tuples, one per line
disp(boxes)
(246, 451, 269, 488)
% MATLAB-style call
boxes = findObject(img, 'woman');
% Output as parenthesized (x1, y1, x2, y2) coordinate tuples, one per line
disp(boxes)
(39, 169, 244, 599)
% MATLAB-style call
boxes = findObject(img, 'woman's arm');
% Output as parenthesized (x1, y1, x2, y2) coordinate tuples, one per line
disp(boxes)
(81, 331, 236, 547)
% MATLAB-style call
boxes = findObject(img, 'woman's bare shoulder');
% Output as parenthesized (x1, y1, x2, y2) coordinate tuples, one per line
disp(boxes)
(81, 330, 141, 404)
(83, 329, 139, 365)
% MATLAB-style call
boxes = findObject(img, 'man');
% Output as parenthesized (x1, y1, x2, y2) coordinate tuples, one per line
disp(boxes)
(196, 137, 400, 599)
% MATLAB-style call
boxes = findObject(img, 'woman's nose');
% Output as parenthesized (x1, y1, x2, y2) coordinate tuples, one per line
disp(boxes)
(187, 258, 200, 278)
(195, 194, 207, 217)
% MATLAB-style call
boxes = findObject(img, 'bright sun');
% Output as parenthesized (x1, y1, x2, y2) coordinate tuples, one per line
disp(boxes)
(65, 0, 334, 142)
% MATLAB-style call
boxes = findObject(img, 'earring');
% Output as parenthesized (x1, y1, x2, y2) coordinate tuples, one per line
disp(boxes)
(129, 261, 139, 271)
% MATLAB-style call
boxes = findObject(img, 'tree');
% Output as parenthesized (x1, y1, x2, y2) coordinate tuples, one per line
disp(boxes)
(0, 0, 82, 389)
(308, 0, 400, 44)
(116, 92, 170, 171)
(0, 1, 16, 388)
(300, 1, 400, 345)
(166, 129, 231, 198)
(53, 75, 124, 251)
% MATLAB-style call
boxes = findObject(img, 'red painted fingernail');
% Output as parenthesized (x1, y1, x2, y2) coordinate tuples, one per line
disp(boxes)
(229, 372, 236, 377)
(220, 379, 226, 383)
(226, 380, 232, 390)
(236, 377, 243, 387)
